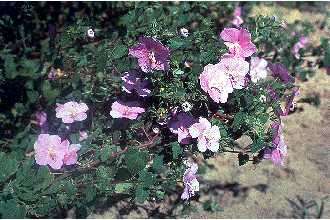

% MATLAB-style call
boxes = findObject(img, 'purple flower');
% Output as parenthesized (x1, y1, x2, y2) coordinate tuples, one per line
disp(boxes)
(48, 67, 57, 80)
(121, 70, 151, 97)
(168, 112, 196, 145)
(189, 117, 221, 152)
(264, 122, 287, 166)
(34, 134, 70, 170)
(129, 37, 170, 73)
(35, 111, 48, 132)
(267, 86, 300, 117)
(110, 101, 145, 120)
(268, 63, 295, 84)
(55, 101, 89, 124)
(292, 36, 309, 59)
(181, 162, 199, 200)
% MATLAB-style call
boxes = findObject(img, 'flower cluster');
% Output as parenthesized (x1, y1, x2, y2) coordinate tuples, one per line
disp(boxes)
(34, 134, 80, 169)
(34, 101, 88, 170)
(292, 36, 309, 59)
(110, 37, 170, 120)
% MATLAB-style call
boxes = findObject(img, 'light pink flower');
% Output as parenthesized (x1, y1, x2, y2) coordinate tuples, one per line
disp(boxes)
(221, 57, 250, 89)
(220, 28, 257, 58)
(34, 134, 69, 170)
(199, 63, 233, 104)
(292, 36, 309, 59)
(249, 57, 268, 83)
(181, 162, 199, 200)
(264, 122, 288, 166)
(121, 70, 151, 97)
(63, 144, 81, 165)
(232, 6, 244, 27)
(55, 101, 89, 124)
(168, 112, 196, 145)
(189, 117, 221, 152)
(129, 37, 170, 73)
(110, 101, 145, 120)
(79, 131, 88, 141)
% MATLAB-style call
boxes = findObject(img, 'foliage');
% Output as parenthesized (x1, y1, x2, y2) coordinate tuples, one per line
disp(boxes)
(0, 2, 325, 218)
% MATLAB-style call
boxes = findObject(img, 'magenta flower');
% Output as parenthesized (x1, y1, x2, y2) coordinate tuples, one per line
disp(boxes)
(220, 28, 257, 58)
(129, 37, 170, 73)
(292, 36, 309, 59)
(168, 112, 196, 145)
(249, 57, 268, 83)
(110, 101, 145, 120)
(189, 117, 221, 153)
(181, 162, 199, 200)
(264, 122, 287, 166)
(268, 63, 295, 84)
(232, 6, 244, 27)
(63, 144, 81, 166)
(55, 101, 89, 124)
(34, 134, 70, 170)
(79, 131, 88, 141)
(121, 70, 151, 97)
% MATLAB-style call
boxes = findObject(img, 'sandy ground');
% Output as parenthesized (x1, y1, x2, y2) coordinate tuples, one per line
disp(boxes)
(89, 4, 330, 219)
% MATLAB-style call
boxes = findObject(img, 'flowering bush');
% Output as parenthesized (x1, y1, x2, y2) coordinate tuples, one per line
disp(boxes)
(0, 2, 324, 218)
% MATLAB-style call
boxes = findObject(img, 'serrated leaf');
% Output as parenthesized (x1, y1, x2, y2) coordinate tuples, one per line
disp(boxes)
(99, 145, 116, 162)
(124, 148, 148, 174)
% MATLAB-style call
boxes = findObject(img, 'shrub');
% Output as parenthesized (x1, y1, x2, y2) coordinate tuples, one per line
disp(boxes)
(0, 2, 322, 218)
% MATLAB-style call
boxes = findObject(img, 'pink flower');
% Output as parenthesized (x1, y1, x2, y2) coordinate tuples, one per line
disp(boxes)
(292, 36, 309, 59)
(220, 28, 257, 58)
(121, 70, 151, 97)
(129, 37, 170, 73)
(55, 101, 89, 124)
(232, 6, 244, 27)
(264, 122, 287, 166)
(110, 101, 145, 120)
(79, 131, 88, 141)
(168, 112, 196, 145)
(34, 134, 69, 170)
(199, 63, 233, 104)
(199, 57, 249, 103)
(189, 117, 220, 152)
(63, 144, 81, 165)
(48, 67, 56, 80)
(249, 57, 268, 83)
(181, 162, 199, 200)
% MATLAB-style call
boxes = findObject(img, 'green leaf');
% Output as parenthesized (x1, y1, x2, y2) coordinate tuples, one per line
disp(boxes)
(99, 145, 116, 162)
(138, 170, 155, 188)
(42, 81, 60, 103)
(124, 148, 148, 175)
(135, 186, 149, 203)
(114, 183, 133, 194)
(112, 44, 128, 59)
(152, 155, 163, 172)
(251, 138, 265, 153)
(0, 199, 26, 218)
(0, 152, 19, 183)
(83, 185, 97, 203)
(171, 142, 182, 159)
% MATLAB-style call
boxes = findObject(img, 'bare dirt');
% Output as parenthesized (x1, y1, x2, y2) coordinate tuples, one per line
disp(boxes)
(89, 4, 330, 219)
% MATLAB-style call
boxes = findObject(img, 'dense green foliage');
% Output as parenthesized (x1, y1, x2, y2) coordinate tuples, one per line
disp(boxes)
(0, 2, 325, 218)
